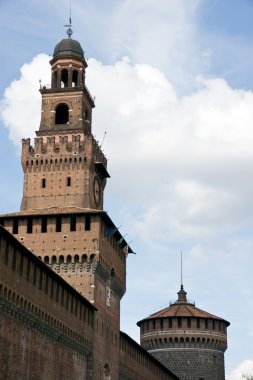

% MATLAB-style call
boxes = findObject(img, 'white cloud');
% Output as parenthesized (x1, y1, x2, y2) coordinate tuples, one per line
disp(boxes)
(227, 360, 253, 380)
(2, 53, 253, 245)
(1, 53, 253, 373)
(71, 0, 204, 92)
(0, 54, 50, 144)
(1, 3, 253, 372)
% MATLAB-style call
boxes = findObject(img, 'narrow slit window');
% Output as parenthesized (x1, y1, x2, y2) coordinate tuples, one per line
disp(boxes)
(13, 219, 19, 234)
(56, 216, 62, 232)
(67, 177, 71, 187)
(42, 178, 46, 188)
(27, 218, 33, 234)
(41, 217, 47, 233)
(85, 215, 91, 231)
(70, 214, 76, 231)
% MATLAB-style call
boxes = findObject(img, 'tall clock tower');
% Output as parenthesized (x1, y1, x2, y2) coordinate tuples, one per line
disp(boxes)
(21, 36, 109, 212)
(0, 32, 131, 379)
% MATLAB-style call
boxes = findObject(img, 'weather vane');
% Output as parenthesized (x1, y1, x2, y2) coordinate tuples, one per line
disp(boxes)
(64, 0, 73, 37)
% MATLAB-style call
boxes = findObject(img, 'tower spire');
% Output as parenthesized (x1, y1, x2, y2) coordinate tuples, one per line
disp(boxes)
(177, 250, 187, 303)
(64, 0, 73, 38)
(181, 250, 183, 288)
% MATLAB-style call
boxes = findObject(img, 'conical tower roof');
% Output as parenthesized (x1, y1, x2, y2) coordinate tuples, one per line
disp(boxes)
(137, 285, 230, 326)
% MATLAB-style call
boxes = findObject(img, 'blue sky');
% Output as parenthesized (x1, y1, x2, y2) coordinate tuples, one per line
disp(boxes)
(1, 1, 253, 378)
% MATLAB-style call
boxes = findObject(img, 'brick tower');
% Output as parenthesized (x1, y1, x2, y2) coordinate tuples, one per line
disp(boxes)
(21, 36, 107, 212)
(0, 32, 132, 379)
(137, 286, 230, 380)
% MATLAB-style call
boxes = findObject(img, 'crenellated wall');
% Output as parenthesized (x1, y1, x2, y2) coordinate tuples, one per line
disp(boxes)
(119, 332, 179, 380)
(0, 211, 127, 379)
(0, 225, 95, 380)
(20, 133, 107, 211)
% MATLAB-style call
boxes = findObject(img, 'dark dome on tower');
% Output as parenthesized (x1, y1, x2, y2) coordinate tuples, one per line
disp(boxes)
(53, 38, 84, 59)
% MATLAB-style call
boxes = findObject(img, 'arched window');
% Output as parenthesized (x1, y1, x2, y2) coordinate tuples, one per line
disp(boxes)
(55, 104, 69, 124)
(67, 255, 72, 264)
(72, 70, 78, 87)
(61, 69, 68, 88)
(52, 71, 57, 88)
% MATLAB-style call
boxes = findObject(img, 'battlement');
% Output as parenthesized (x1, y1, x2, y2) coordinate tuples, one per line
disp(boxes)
(21, 134, 107, 168)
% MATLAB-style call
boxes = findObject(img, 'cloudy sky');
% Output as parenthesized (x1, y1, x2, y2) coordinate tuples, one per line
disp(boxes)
(1, 0, 253, 378)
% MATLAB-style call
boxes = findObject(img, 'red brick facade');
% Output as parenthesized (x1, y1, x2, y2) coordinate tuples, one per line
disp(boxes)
(0, 226, 94, 380)
(0, 35, 178, 380)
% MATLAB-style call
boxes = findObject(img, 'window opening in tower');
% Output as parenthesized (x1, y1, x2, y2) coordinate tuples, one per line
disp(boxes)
(72, 70, 78, 87)
(61, 69, 68, 88)
(55, 104, 69, 124)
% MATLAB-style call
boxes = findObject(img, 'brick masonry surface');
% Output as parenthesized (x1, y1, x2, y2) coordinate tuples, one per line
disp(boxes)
(151, 348, 225, 380)
(0, 32, 229, 380)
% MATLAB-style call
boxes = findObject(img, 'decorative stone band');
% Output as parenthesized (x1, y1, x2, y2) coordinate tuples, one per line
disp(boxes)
(142, 330, 226, 339)
(148, 348, 225, 354)
(0, 295, 91, 356)
(50, 258, 125, 298)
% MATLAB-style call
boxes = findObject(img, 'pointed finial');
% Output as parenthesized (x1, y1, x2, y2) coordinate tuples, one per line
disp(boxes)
(181, 250, 183, 288)
(64, 0, 73, 37)
(177, 250, 187, 303)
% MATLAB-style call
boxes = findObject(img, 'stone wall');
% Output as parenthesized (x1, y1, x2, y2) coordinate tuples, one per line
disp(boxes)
(0, 225, 95, 380)
(150, 348, 225, 380)
(119, 332, 179, 380)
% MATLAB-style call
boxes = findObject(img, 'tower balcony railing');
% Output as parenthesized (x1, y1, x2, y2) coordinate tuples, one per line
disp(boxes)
(169, 299, 195, 306)
(39, 82, 95, 103)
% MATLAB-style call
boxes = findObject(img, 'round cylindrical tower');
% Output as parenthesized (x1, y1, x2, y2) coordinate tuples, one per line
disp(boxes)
(137, 286, 230, 380)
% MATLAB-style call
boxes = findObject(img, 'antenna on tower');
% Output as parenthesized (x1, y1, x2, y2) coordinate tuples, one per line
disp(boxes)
(100, 132, 107, 148)
(64, 0, 73, 37)
(181, 250, 183, 288)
